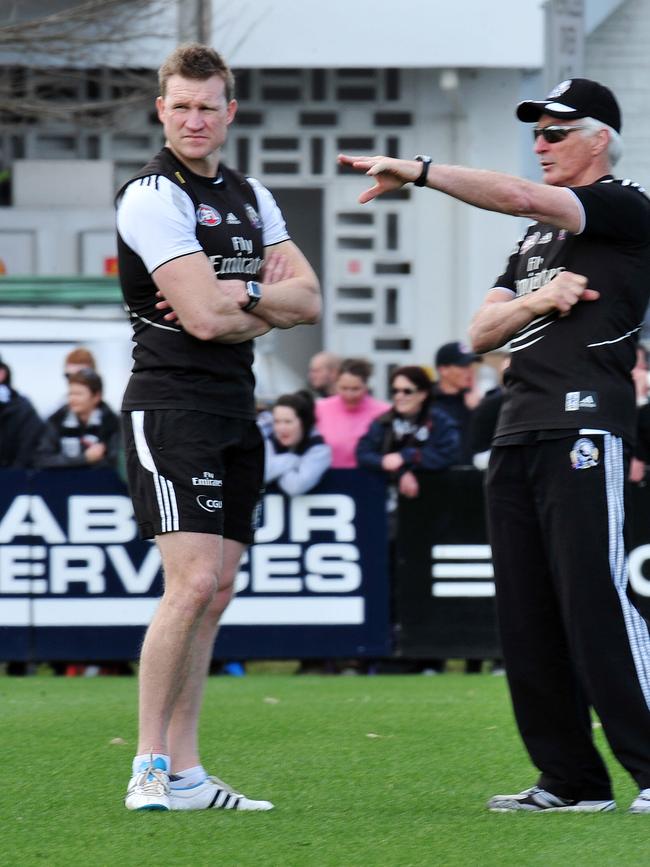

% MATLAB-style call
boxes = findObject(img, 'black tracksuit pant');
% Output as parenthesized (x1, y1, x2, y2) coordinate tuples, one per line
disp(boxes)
(486, 433, 650, 801)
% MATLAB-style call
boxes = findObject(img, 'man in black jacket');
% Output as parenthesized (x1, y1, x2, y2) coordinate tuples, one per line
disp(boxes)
(0, 360, 44, 468)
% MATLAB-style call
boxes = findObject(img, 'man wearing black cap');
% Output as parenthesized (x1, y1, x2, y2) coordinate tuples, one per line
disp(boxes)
(433, 340, 481, 466)
(339, 77, 650, 814)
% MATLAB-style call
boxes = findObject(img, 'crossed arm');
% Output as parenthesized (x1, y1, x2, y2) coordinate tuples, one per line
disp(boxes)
(469, 275, 600, 353)
(153, 239, 321, 343)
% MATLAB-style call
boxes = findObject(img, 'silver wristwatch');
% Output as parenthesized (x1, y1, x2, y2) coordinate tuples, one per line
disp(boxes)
(243, 280, 262, 312)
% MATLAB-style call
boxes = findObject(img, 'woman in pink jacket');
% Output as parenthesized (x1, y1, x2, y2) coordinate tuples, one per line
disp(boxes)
(315, 357, 390, 468)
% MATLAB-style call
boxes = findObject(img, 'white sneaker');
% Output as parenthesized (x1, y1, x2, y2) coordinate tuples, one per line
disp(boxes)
(629, 788, 650, 813)
(487, 785, 616, 813)
(125, 757, 170, 811)
(169, 775, 273, 811)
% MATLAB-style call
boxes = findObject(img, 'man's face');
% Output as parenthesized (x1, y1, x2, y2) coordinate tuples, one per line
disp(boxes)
(437, 363, 475, 394)
(156, 74, 237, 172)
(309, 356, 336, 392)
(534, 114, 606, 187)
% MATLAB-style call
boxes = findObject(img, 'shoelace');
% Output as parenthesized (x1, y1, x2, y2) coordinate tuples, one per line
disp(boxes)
(207, 775, 238, 795)
(130, 767, 169, 796)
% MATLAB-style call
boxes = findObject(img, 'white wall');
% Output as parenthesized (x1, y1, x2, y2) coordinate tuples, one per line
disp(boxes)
(211, 0, 544, 69)
(0, 206, 116, 275)
(0, 310, 132, 417)
(586, 0, 650, 189)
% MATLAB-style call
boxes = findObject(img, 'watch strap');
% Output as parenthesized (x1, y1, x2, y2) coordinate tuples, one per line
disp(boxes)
(413, 155, 432, 187)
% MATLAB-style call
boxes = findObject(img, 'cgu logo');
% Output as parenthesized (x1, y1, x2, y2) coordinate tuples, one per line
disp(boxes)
(196, 496, 223, 512)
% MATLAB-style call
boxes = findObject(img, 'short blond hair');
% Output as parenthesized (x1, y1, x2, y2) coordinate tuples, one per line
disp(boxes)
(158, 43, 235, 101)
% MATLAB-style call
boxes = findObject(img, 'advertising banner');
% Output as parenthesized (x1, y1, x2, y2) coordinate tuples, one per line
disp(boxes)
(395, 469, 650, 658)
(0, 469, 391, 661)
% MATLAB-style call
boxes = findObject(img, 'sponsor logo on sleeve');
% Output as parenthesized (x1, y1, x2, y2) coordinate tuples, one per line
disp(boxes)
(244, 203, 262, 229)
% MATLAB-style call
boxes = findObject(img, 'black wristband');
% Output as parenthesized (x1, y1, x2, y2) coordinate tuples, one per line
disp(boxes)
(413, 155, 432, 187)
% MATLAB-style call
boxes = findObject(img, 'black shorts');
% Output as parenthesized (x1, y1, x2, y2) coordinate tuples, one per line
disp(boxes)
(121, 409, 264, 543)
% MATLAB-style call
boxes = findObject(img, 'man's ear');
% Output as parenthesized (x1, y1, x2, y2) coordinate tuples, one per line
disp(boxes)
(592, 127, 609, 158)
(155, 95, 165, 124)
(225, 98, 238, 126)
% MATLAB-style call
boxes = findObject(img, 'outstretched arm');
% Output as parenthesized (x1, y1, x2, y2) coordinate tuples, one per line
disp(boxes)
(337, 153, 583, 233)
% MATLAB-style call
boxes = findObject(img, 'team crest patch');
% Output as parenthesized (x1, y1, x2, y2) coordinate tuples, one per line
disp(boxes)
(244, 203, 262, 229)
(547, 80, 572, 99)
(196, 204, 222, 227)
(570, 437, 599, 470)
(520, 231, 541, 255)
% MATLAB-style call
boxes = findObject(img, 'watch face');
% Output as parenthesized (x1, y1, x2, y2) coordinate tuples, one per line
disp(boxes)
(247, 281, 262, 299)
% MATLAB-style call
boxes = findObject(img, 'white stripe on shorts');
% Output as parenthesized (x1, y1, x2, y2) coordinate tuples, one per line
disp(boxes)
(603, 432, 650, 709)
(131, 410, 179, 533)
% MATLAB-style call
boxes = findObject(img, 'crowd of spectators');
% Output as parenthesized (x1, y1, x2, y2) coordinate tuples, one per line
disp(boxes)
(7, 338, 646, 677)
(0, 347, 120, 472)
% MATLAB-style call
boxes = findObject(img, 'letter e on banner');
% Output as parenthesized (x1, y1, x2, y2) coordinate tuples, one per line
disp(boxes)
(251, 544, 302, 592)
(304, 544, 362, 593)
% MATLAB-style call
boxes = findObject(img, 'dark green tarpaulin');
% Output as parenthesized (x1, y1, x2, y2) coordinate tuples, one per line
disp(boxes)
(0, 277, 122, 306)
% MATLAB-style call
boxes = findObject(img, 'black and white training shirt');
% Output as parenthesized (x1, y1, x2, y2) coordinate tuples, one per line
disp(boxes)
(116, 147, 290, 420)
(491, 176, 650, 446)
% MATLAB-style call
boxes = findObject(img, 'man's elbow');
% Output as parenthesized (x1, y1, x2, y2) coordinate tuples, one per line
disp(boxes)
(467, 323, 486, 354)
(302, 294, 322, 325)
(183, 314, 226, 342)
(274, 294, 322, 329)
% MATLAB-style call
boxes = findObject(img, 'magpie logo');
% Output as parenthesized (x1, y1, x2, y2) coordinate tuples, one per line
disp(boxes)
(570, 437, 599, 470)
(196, 204, 222, 227)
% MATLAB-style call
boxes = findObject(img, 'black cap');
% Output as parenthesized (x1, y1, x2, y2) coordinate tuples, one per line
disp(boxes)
(435, 341, 481, 368)
(516, 78, 621, 133)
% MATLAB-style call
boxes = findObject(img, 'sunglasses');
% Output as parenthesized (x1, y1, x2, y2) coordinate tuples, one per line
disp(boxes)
(533, 125, 587, 144)
(391, 387, 417, 396)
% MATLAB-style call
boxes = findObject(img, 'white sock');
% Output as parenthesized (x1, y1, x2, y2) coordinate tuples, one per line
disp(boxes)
(169, 764, 208, 789)
(132, 752, 170, 776)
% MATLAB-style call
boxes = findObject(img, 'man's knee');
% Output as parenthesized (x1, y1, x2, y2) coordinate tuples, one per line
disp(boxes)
(164, 569, 219, 614)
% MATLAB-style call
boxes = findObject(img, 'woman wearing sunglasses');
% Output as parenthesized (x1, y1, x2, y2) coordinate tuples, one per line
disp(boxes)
(356, 365, 459, 501)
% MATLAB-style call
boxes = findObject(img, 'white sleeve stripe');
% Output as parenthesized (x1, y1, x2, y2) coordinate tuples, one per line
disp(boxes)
(150, 249, 203, 273)
(567, 188, 586, 234)
(116, 175, 200, 274)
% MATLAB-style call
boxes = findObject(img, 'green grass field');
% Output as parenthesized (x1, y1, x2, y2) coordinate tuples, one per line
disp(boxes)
(2, 672, 648, 867)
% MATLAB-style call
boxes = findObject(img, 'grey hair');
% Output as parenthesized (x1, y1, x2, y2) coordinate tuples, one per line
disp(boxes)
(579, 116, 623, 166)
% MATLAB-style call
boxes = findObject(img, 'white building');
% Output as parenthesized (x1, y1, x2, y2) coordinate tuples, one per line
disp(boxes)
(0, 0, 643, 410)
